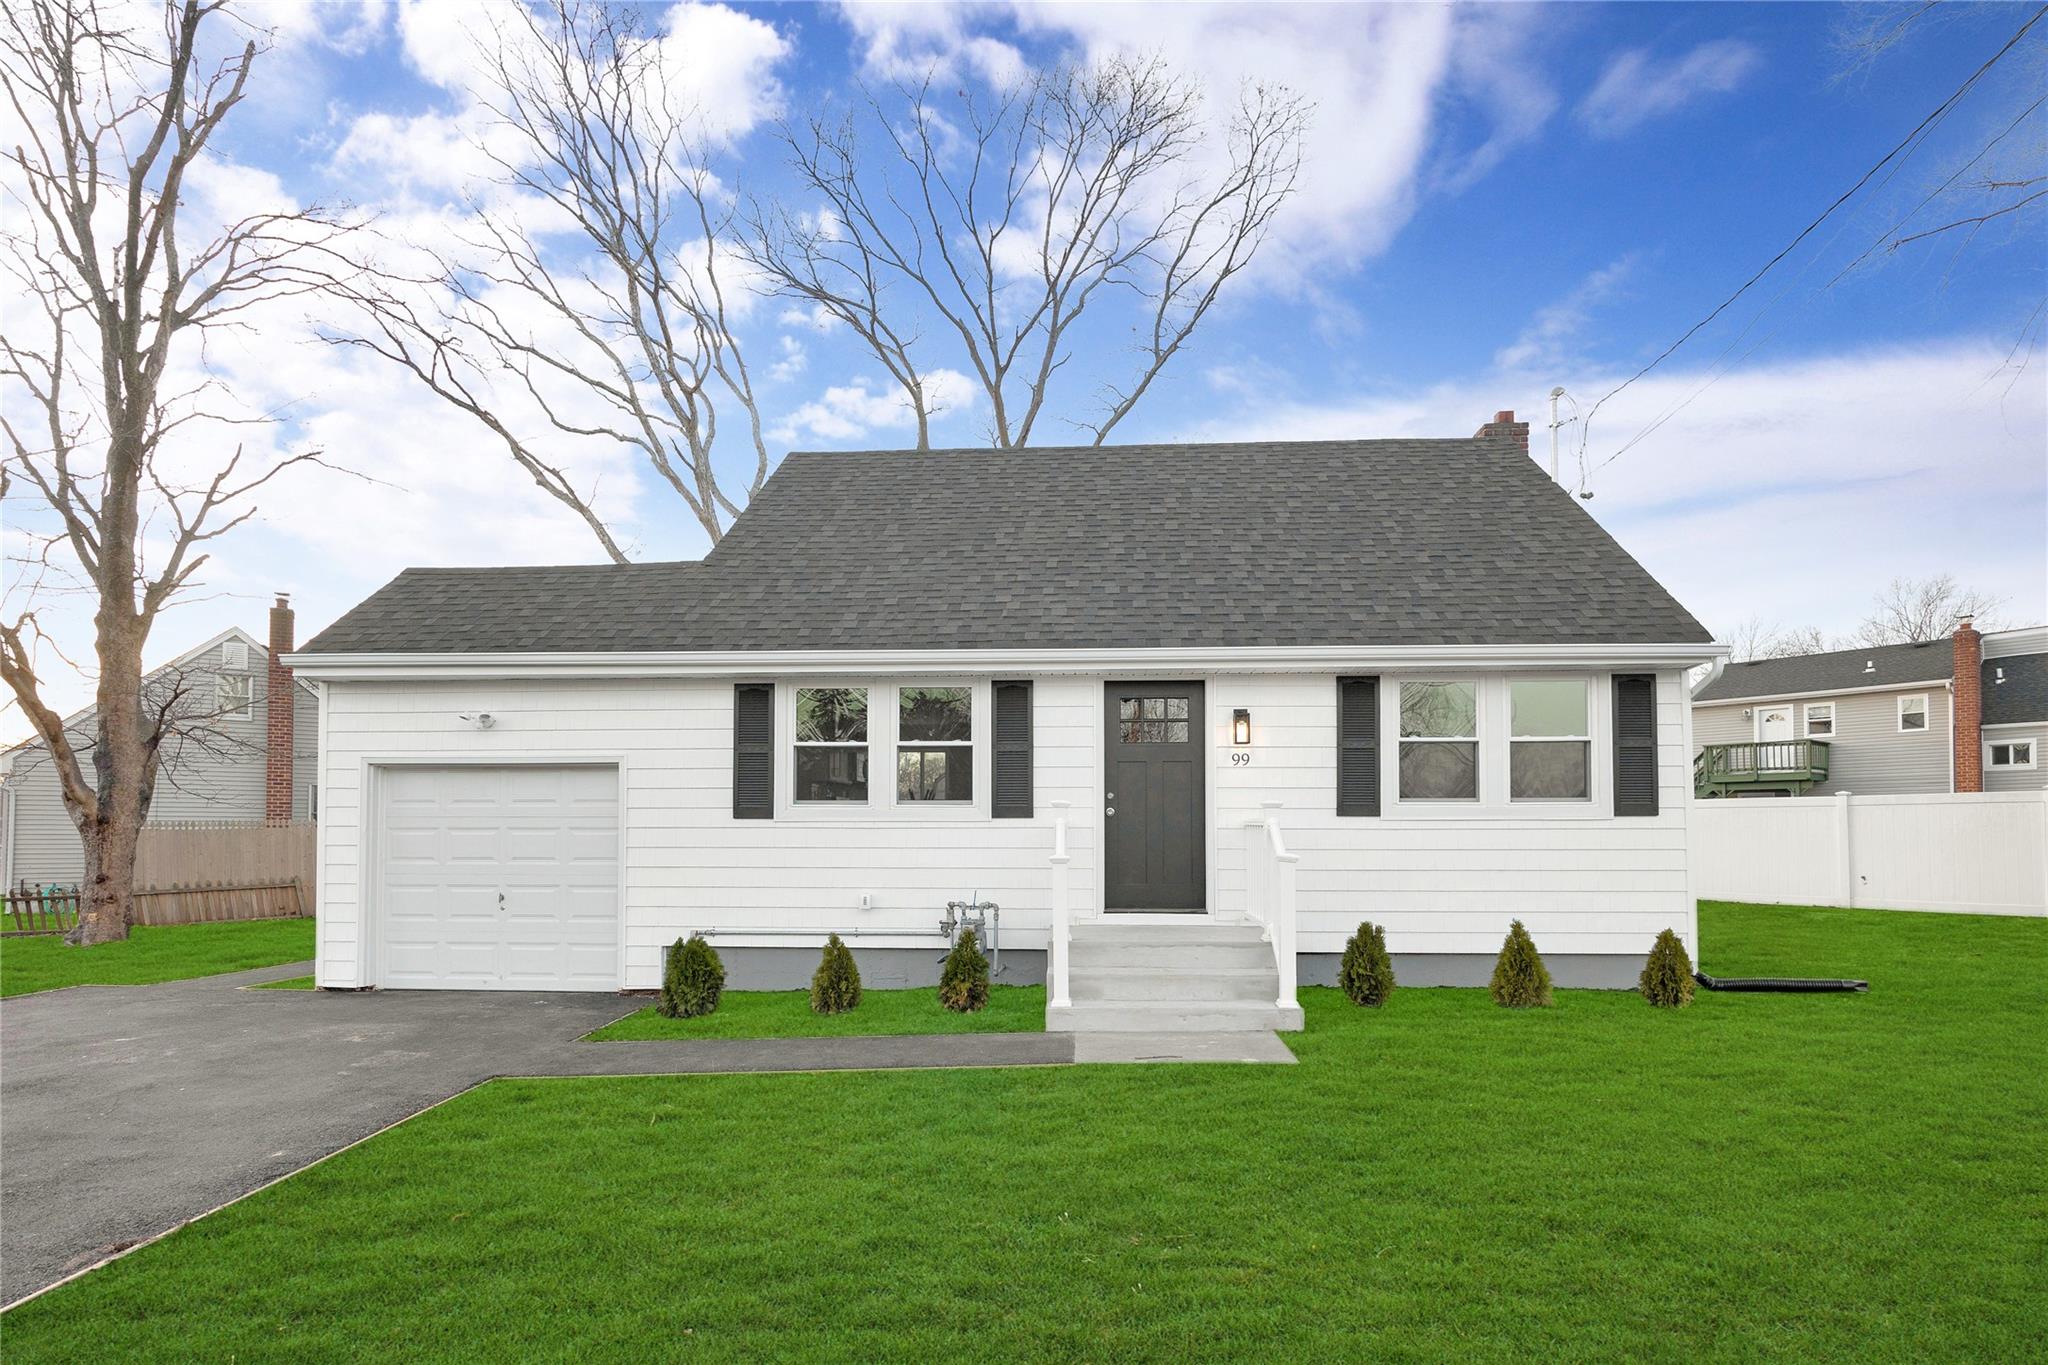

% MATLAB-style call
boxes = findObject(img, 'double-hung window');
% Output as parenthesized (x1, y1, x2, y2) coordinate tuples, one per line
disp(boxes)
(1805, 702, 1834, 738)
(1398, 681, 1479, 800)
(215, 673, 252, 722)
(1509, 679, 1591, 801)
(897, 686, 973, 802)
(1898, 694, 1929, 733)
(794, 687, 869, 802)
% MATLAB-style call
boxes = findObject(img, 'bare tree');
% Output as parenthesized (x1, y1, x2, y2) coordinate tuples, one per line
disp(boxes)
(1727, 616, 1832, 662)
(1849, 574, 2007, 647)
(0, 0, 348, 943)
(335, 0, 770, 555)
(744, 57, 1310, 449)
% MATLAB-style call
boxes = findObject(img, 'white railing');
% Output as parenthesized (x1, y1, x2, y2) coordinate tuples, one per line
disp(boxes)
(1242, 800, 1299, 1010)
(1047, 799, 1072, 1008)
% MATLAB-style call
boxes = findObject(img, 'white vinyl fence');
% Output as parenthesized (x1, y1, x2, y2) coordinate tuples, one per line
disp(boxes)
(1692, 790, 2048, 917)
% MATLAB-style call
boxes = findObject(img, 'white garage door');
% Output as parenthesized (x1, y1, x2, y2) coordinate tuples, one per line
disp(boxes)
(377, 765, 620, 991)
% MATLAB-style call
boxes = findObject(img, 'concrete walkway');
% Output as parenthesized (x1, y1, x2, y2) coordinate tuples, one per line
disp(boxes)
(1, 964, 1291, 1304)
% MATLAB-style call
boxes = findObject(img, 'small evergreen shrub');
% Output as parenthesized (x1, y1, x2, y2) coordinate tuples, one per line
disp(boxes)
(1638, 927, 1696, 1009)
(1338, 921, 1395, 1007)
(810, 933, 862, 1014)
(658, 935, 725, 1019)
(938, 928, 991, 1012)
(1489, 919, 1554, 1008)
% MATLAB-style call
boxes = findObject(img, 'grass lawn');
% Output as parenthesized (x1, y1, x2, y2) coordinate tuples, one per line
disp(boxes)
(248, 974, 316, 991)
(588, 983, 1044, 1040)
(0, 918, 316, 998)
(4, 902, 2043, 1360)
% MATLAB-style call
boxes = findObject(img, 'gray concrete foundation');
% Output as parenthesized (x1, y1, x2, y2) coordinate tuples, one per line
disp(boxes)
(712, 946, 1047, 990)
(1299, 951, 1648, 990)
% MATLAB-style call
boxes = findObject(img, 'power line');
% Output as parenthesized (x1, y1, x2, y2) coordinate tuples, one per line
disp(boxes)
(1573, 2, 2048, 478)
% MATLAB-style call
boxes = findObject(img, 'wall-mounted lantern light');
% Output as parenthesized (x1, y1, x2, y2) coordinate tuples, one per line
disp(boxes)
(1232, 708, 1251, 746)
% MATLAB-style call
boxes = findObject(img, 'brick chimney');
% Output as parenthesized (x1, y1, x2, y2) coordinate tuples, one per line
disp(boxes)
(1474, 409, 1530, 457)
(1952, 614, 1983, 793)
(266, 593, 296, 822)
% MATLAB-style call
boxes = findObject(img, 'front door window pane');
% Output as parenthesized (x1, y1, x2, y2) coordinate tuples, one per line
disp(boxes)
(1119, 697, 1191, 744)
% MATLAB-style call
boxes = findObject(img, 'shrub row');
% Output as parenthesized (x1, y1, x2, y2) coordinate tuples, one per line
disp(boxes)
(1339, 920, 1696, 1010)
(657, 927, 996, 1019)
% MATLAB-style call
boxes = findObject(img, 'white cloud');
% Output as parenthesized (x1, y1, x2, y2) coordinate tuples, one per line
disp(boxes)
(1579, 39, 1762, 138)
(768, 335, 808, 383)
(1495, 255, 1641, 372)
(769, 369, 976, 445)
(836, 0, 1533, 286)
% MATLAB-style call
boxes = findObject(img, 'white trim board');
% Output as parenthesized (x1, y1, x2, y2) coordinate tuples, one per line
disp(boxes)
(285, 641, 1728, 682)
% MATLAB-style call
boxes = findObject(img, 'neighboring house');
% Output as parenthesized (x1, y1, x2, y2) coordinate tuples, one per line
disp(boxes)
(1, 597, 318, 889)
(1691, 620, 2048, 797)
(288, 413, 1723, 1030)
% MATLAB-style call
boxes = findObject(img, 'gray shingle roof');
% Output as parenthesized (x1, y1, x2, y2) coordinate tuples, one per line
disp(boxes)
(302, 437, 1711, 655)
(1983, 651, 2048, 725)
(1694, 639, 1954, 703)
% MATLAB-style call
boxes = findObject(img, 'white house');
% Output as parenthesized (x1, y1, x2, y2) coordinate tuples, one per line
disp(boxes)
(287, 414, 1723, 1031)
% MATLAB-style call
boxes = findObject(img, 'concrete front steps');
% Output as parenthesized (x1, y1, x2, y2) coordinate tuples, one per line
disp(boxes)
(1047, 918, 1304, 1033)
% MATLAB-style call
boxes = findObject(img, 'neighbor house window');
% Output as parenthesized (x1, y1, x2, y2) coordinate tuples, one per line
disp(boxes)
(897, 686, 972, 802)
(1509, 680, 1590, 800)
(1987, 740, 2036, 770)
(1898, 694, 1929, 733)
(215, 673, 252, 722)
(1805, 702, 1834, 738)
(1399, 681, 1478, 800)
(794, 687, 868, 802)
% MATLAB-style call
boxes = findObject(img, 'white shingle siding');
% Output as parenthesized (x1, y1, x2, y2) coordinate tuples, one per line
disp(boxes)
(1693, 686, 1954, 796)
(312, 669, 1695, 989)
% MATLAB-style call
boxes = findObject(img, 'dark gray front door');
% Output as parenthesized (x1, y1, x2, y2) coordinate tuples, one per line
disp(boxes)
(1104, 682, 1205, 911)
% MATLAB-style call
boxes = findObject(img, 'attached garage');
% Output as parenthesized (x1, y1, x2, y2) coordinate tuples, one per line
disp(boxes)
(375, 764, 621, 991)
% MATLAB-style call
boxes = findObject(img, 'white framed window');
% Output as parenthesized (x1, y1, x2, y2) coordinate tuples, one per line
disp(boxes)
(1398, 681, 1479, 801)
(1804, 702, 1834, 738)
(1987, 739, 2036, 770)
(793, 686, 869, 802)
(1509, 679, 1591, 801)
(896, 686, 972, 802)
(215, 672, 252, 722)
(1898, 694, 1929, 733)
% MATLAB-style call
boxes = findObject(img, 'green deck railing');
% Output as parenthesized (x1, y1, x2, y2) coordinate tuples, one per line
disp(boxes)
(1694, 739, 1831, 797)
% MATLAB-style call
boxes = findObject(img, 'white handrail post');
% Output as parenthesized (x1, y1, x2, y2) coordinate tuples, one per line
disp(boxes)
(1260, 801, 1299, 1011)
(1048, 800, 1072, 1009)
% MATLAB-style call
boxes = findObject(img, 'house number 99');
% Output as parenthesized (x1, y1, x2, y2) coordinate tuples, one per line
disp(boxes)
(1230, 752, 1252, 766)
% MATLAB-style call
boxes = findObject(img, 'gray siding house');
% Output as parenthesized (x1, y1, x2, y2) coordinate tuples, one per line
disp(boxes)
(1, 598, 318, 889)
(1691, 620, 2046, 797)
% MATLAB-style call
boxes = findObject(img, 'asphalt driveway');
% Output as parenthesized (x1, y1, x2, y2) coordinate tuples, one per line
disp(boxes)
(1, 965, 1288, 1305)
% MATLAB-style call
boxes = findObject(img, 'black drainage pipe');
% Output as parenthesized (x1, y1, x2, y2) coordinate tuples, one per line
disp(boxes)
(1694, 972, 1868, 994)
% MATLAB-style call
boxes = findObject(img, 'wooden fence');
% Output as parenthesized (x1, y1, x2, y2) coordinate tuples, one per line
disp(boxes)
(4, 821, 317, 935)
(6, 879, 308, 935)
(136, 820, 315, 894)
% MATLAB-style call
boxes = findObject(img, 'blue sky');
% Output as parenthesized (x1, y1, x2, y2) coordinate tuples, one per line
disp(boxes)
(5, 1, 2045, 728)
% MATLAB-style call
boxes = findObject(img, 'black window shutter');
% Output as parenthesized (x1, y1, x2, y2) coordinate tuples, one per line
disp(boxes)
(733, 683, 774, 819)
(992, 680, 1033, 818)
(1612, 673, 1659, 817)
(1337, 676, 1381, 817)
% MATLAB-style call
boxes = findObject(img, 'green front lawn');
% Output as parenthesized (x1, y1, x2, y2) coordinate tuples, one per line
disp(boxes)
(588, 983, 1044, 1040)
(0, 918, 317, 998)
(249, 974, 316, 991)
(5, 903, 2043, 1360)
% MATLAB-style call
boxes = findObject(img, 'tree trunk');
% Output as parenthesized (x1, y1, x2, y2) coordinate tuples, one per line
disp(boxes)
(70, 804, 140, 945)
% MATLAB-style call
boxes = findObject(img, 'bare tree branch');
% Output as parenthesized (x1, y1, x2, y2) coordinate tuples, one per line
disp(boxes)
(333, 0, 769, 553)
(0, 0, 352, 943)
(742, 56, 1310, 450)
